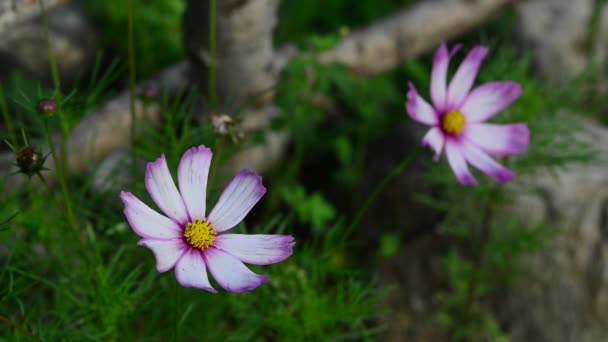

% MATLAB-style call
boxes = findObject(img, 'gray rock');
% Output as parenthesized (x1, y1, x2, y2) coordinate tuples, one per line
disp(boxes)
(92, 149, 139, 195)
(0, 3, 100, 85)
(500, 118, 608, 342)
(372, 117, 608, 341)
(516, 0, 594, 79)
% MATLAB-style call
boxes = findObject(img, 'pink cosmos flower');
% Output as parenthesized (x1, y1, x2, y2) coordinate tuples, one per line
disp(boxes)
(406, 43, 530, 185)
(120, 146, 294, 293)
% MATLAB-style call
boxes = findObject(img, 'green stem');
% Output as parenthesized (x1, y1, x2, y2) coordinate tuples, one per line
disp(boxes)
(0, 84, 17, 147)
(37, 0, 61, 90)
(127, 0, 138, 186)
(340, 147, 420, 245)
(43, 121, 77, 240)
(38, 0, 68, 175)
(43, 122, 94, 273)
(208, 0, 217, 105)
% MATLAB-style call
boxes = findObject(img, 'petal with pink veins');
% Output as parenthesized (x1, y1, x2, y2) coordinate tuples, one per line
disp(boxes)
(120, 191, 183, 239)
(431, 43, 462, 112)
(214, 234, 295, 265)
(204, 247, 268, 293)
(175, 249, 217, 293)
(462, 141, 514, 183)
(178, 146, 213, 221)
(406, 82, 438, 126)
(207, 170, 266, 233)
(464, 123, 529, 156)
(445, 141, 478, 186)
(145, 155, 189, 224)
(460, 81, 522, 123)
(422, 127, 445, 161)
(447, 46, 489, 108)
(137, 238, 188, 272)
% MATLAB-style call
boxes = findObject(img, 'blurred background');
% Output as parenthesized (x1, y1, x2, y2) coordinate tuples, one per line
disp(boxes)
(1, 0, 608, 341)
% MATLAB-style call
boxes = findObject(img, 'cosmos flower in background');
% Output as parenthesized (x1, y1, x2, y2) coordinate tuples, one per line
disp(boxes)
(406, 43, 530, 186)
(121, 145, 295, 293)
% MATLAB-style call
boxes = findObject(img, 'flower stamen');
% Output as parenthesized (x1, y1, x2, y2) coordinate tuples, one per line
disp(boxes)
(441, 110, 466, 136)
(184, 219, 216, 250)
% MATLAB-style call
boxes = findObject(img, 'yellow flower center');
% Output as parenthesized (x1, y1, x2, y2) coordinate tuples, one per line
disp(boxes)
(441, 110, 466, 135)
(183, 219, 216, 250)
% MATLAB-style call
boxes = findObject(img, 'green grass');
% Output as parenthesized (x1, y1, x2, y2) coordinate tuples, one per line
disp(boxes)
(1, 1, 606, 340)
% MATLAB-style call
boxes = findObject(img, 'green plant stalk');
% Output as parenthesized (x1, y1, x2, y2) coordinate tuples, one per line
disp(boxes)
(127, 0, 138, 186)
(43, 121, 78, 245)
(43, 122, 94, 273)
(38, 0, 69, 174)
(209, 0, 217, 105)
(0, 84, 17, 147)
(340, 147, 420, 245)
(38, 0, 61, 91)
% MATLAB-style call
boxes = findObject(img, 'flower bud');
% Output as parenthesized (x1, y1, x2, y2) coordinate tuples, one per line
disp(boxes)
(15, 147, 46, 177)
(36, 99, 57, 115)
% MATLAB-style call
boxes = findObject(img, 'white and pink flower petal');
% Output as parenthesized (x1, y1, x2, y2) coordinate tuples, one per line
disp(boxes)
(464, 123, 529, 156)
(120, 191, 183, 239)
(445, 141, 478, 186)
(204, 247, 269, 293)
(145, 155, 189, 225)
(137, 238, 188, 272)
(462, 141, 514, 183)
(460, 81, 522, 123)
(431, 43, 462, 112)
(213, 234, 295, 265)
(406, 82, 438, 126)
(446, 46, 489, 108)
(178, 145, 213, 221)
(421, 127, 445, 162)
(207, 169, 266, 233)
(175, 248, 217, 293)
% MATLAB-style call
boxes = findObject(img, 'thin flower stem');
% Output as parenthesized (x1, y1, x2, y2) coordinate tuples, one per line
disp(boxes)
(43, 121, 77, 240)
(0, 315, 43, 342)
(127, 0, 138, 186)
(340, 147, 421, 245)
(38, 0, 68, 174)
(208, 0, 217, 105)
(0, 84, 17, 147)
(37, 0, 61, 90)
(43, 123, 93, 270)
